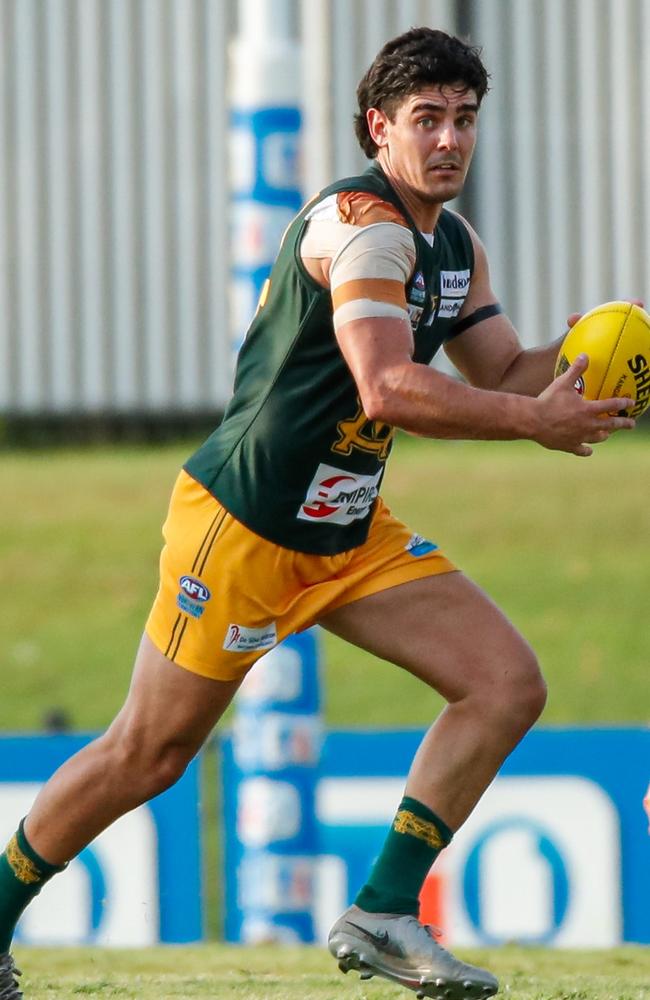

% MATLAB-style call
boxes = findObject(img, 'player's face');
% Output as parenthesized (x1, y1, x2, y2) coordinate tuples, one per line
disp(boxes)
(370, 85, 479, 206)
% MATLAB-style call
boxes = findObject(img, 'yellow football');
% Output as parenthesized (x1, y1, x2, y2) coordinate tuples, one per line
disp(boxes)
(554, 301, 650, 418)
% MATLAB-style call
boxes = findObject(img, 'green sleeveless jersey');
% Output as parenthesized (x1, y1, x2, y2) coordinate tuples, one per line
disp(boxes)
(185, 163, 474, 554)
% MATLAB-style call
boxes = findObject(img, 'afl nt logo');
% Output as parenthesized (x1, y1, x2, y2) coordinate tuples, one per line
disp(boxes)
(179, 576, 211, 602)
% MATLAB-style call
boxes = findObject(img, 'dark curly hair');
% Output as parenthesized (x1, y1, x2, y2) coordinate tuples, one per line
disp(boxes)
(355, 27, 490, 159)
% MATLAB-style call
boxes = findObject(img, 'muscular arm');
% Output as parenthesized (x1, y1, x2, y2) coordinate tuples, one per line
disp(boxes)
(444, 218, 563, 396)
(337, 315, 540, 441)
(306, 208, 633, 456)
(336, 314, 633, 456)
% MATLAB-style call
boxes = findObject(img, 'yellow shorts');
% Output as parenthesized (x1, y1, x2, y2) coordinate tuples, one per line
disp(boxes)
(145, 470, 456, 681)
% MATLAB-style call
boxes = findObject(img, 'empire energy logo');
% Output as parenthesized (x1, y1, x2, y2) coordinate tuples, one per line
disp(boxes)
(298, 463, 383, 525)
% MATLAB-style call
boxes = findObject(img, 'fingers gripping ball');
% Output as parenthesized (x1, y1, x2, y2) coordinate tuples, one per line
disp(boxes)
(555, 301, 650, 418)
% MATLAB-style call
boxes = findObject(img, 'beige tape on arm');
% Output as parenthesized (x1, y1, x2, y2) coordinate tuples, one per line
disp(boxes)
(329, 223, 416, 332)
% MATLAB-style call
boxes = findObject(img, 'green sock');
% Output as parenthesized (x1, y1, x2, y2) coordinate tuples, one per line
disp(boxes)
(0, 819, 66, 951)
(354, 795, 453, 916)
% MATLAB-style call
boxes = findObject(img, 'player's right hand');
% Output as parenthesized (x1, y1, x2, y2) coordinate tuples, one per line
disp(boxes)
(533, 354, 635, 457)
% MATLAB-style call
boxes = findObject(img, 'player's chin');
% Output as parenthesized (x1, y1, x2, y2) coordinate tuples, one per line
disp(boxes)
(422, 171, 464, 201)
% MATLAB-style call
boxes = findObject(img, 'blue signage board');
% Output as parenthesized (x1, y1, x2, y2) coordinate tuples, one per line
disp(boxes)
(222, 727, 650, 946)
(0, 735, 203, 945)
(224, 631, 323, 943)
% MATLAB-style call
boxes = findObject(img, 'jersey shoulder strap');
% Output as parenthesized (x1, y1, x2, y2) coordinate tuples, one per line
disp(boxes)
(437, 208, 475, 272)
(302, 163, 409, 223)
(309, 167, 474, 271)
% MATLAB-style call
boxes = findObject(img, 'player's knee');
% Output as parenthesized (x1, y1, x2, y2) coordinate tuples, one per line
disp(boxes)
(147, 742, 193, 795)
(496, 650, 547, 734)
(514, 665, 547, 727)
(102, 726, 193, 801)
(129, 740, 193, 798)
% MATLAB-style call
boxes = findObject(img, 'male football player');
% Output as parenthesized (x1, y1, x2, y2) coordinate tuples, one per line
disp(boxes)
(0, 26, 635, 1000)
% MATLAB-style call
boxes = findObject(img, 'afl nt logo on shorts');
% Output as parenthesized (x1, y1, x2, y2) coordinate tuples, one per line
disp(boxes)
(176, 576, 211, 619)
(179, 576, 211, 602)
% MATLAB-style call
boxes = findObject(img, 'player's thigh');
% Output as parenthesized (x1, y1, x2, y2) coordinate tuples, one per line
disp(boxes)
(319, 571, 541, 704)
(106, 633, 240, 758)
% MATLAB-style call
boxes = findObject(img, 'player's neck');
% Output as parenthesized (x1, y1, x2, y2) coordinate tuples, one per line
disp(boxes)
(377, 159, 444, 234)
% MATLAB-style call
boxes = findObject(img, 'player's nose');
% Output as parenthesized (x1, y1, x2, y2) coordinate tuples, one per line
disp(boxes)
(437, 124, 459, 151)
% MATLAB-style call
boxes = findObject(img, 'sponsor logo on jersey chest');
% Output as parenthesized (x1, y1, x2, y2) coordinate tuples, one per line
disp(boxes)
(440, 269, 470, 297)
(437, 298, 464, 319)
(435, 270, 470, 322)
(298, 463, 383, 525)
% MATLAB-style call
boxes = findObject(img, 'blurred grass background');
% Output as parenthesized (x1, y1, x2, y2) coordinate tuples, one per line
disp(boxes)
(1, 431, 648, 731)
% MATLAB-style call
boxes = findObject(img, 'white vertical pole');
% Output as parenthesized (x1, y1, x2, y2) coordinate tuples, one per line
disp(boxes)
(229, 0, 303, 355)
(229, 0, 319, 946)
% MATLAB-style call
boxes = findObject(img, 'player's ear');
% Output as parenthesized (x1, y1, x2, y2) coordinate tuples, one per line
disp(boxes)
(367, 107, 390, 149)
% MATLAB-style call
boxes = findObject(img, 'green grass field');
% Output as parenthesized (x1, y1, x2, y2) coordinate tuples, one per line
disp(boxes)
(1, 433, 649, 730)
(12, 943, 650, 999)
(2, 436, 650, 989)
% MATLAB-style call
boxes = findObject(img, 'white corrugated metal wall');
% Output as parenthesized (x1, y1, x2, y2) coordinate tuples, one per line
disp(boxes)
(472, 0, 650, 345)
(301, 0, 457, 190)
(0, 0, 232, 415)
(1, 1, 649, 414)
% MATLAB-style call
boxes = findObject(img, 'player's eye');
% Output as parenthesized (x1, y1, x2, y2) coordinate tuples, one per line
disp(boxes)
(417, 117, 434, 128)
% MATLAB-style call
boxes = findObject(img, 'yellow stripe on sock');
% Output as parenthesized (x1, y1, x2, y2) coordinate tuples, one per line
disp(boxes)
(393, 809, 446, 849)
(5, 835, 42, 885)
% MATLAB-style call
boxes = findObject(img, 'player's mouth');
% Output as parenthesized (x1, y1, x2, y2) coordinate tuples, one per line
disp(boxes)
(428, 161, 461, 173)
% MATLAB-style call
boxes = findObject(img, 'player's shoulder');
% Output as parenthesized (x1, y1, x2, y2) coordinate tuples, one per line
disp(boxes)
(337, 191, 409, 228)
(307, 189, 409, 230)
(439, 208, 486, 271)
(440, 208, 483, 249)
